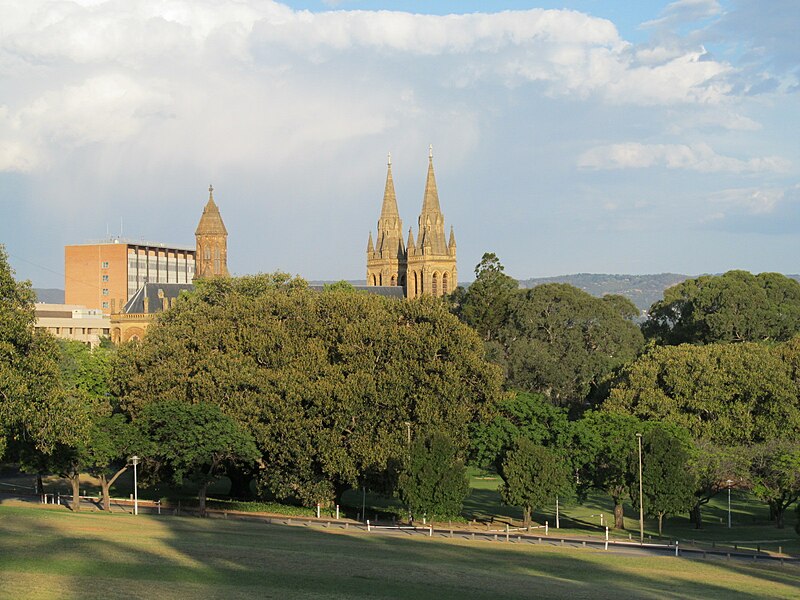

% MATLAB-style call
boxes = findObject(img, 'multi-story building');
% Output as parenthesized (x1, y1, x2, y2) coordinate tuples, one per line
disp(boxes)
(367, 147, 457, 298)
(65, 240, 195, 313)
(34, 303, 111, 347)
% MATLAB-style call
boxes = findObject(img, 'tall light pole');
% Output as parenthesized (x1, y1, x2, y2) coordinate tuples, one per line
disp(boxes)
(727, 479, 733, 529)
(404, 421, 411, 446)
(636, 433, 644, 544)
(131, 456, 140, 516)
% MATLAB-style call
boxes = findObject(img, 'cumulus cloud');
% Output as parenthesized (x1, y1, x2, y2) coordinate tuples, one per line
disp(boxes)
(578, 142, 791, 173)
(708, 184, 800, 214)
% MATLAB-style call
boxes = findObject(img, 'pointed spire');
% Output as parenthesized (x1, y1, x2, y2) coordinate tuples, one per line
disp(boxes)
(195, 184, 227, 235)
(420, 145, 442, 216)
(380, 153, 400, 218)
(367, 231, 374, 253)
(448, 225, 456, 248)
(406, 227, 415, 252)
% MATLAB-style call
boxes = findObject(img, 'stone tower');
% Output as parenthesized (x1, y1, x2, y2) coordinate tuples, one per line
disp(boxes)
(195, 184, 229, 278)
(367, 153, 407, 288)
(406, 146, 457, 299)
(366, 147, 456, 299)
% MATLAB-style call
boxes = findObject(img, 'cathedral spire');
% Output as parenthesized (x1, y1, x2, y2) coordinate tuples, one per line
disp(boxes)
(367, 231, 374, 253)
(195, 184, 229, 278)
(420, 145, 442, 217)
(407, 226, 415, 253)
(380, 152, 400, 218)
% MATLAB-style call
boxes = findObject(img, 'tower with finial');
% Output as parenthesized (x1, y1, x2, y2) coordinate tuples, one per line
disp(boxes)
(366, 153, 407, 288)
(195, 184, 230, 278)
(406, 145, 457, 299)
(366, 147, 456, 298)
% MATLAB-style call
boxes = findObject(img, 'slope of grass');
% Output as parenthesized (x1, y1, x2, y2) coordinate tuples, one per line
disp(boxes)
(1, 504, 799, 600)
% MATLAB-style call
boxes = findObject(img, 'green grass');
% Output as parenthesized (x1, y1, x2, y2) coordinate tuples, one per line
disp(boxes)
(0, 504, 798, 599)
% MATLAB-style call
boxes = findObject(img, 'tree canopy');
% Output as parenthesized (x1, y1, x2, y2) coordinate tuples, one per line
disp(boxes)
(643, 270, 800, 345)
(605, 341, 800, 446)
(0, 246, 88, 459)
(112, 274, 503, 506)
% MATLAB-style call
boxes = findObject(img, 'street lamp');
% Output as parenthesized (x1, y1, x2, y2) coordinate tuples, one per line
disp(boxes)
(636, 433, 644, 544)
(727, 479, 733, 529)
(130, 456, 140, 516)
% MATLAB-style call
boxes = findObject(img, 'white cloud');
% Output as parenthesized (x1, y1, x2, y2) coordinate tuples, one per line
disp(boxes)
(708, 184, 800, 214)
(578, 142, 791, 173)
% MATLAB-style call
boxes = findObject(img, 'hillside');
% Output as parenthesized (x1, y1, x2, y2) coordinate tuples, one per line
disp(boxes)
(518, 273, 691, 312)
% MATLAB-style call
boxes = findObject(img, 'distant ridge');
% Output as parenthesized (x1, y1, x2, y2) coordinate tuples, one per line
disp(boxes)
(33, 288, 65, 304)
(518, 273, 691, 312)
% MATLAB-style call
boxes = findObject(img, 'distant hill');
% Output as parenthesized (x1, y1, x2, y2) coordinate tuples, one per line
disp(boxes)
(33, 288, 65, 304)
(518, 274, 692, 313)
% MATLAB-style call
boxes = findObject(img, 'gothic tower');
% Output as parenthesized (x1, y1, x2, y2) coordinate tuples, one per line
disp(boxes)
(406, 146, 457, 299)
(195, 184, 229, 278)
(367, 153, 407, 289)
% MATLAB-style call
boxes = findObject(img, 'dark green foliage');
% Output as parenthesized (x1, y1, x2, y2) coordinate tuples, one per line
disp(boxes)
(450, 252, 518, 343)
(571, 411, 641, 529)
(136, 400, 260, 516)
(470, 391, 572, 469)
(605, 341, 800, 446)
(687, 440, 749, 529)
(503, 284, 644, 407)
(499, 438, 570, 527)
(398, 432, 469, 519)
(749, 440, 800, 529)
(0, 245, 88, 459)
(631, 428, 695, 535)
(111, 273, 503, 507)
(643, 270, 800, 345)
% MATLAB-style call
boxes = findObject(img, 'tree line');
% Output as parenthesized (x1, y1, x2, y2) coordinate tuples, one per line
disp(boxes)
(1, 245, 799, 532)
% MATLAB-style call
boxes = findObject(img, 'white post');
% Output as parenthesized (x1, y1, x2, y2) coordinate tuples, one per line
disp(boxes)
(367, 519, 371, 532)
(600, 513, 604, 527)
(675, 541, 679, 557)
(556, 496, 560, 529)
(336, 505, 340, 520)
(636, 433, 644, 544)
(429, 525, 433, 537)
(605, 526, 609, 550)
(131, 456, 139, 516)
(545, 521, 548, 535)
(316, 504, 320, 519)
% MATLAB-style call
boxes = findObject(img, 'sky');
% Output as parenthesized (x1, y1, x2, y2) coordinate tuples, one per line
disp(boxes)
(1, 0, 798, 288)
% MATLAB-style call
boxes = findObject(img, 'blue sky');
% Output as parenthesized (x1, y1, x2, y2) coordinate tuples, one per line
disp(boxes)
(1, 0, 798, 288)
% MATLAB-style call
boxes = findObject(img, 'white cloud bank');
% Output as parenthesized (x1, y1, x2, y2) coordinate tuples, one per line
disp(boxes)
(578, 142, 791, 173)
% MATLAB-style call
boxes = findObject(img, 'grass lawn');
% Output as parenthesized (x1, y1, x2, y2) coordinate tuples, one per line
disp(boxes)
(1, 504, 799, 599)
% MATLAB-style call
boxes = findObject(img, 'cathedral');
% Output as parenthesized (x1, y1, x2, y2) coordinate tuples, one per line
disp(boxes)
(367, 147, 457, 299)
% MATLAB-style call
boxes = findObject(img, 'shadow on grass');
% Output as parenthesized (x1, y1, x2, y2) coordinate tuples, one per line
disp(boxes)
(1, 504, 798, 600)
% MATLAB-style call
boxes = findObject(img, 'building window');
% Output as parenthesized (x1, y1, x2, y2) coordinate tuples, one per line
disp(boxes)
(102, 288, 109, 296)
(102, 302, 109, 309)
(101, 261, 109, 269)
(102, 275, 109, 282)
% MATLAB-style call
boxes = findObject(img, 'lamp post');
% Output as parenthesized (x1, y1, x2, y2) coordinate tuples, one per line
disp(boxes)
(131, 456, 140, 516)
(636, 433, 643, 544)
(727, 479, 733, 529)
(404, 421, 411, 446)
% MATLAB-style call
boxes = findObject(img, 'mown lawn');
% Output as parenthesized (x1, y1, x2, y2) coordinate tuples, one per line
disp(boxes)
(0, 504, 798, 599)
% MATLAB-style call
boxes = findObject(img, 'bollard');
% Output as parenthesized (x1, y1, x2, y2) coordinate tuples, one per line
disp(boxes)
(582, 541, 586, 547)
(158, 501, 161, 516)
(517, 536, 521, 542)
(494, 534, 498, 542)
(779, 546, 783, 555)
(545, 521, 549, 535)
(345, 522, 349, 530)
(367, 519, 371, 532)
(429, 526, 432, 538)
(287, 518, 293, 525)
(628, 533, 632, 541)
(471, 532, 475, 541)
(675, 541, 679, 557)
(450, 530, 453, 538)
(336, 505, 340, 520)
(727, 553, 731, 561)
(605, 526, 609, 551)
(316, 504, 320, 519)
(506, 524, 510, 543)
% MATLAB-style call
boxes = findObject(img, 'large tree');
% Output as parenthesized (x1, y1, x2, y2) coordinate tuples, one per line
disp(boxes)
(572, 411, 642, 529)
(687, 440, 749, 529)
(632, 427, 695, 536)
(605, 342, 800, 446)
(397, 431, 470, 520)
(749, 440, 800, 529)
(499, 438, 570, 528)
(643, 270, 800, 345)
(502, 284, 644, 407)
(137, 400, 260, 516)
(0, 246, 88, 460)
(111, 274, 503, 507)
